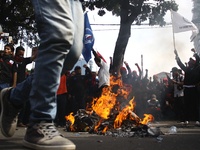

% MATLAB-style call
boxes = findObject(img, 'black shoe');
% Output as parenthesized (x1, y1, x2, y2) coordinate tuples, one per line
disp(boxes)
(23, 122, 76, 150)
(0, 87, 20, 137)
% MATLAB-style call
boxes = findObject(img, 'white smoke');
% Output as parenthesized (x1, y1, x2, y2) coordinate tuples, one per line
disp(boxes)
(192, 0, 200, 54)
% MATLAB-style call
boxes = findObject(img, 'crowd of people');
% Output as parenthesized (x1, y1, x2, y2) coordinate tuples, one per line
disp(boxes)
(1, 44, 200, 128)
(57, 47, 200, 126)
(1, 42, 200, 150)
(0, 1, 199, 149)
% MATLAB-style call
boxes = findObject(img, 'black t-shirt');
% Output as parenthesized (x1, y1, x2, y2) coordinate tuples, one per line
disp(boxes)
(0, 58, 17, 85)
(15, 57, 32, 83)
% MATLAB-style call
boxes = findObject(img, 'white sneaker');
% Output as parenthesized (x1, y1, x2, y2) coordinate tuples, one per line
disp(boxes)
(23, 122, 76, 150)
(195, 121, 200, 126)
(184, 121, 189, 125)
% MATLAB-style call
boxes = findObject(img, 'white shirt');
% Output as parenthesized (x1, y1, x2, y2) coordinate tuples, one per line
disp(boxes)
(173, 75, 184, 97)
(97, 59, 110, 88)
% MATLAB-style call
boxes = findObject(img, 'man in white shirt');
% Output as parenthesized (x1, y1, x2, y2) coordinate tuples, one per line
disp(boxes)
(92, 49, 110, 97)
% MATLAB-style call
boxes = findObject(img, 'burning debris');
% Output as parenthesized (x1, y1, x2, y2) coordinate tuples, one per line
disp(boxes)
(65, 76, 163, 137)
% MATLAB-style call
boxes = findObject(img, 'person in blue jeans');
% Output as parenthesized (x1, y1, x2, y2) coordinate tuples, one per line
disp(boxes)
(0, 0, 84, 150)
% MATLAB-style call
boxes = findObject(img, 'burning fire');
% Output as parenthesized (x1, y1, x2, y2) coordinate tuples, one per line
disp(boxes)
(114, 99, 135, 128)
(92, 86, 117, 119)
(65, 75, 154, 133)
(140, 114, 154, 125)
(65, 112, 75, 131)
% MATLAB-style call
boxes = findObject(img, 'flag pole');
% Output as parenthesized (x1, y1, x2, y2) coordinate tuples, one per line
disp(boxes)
(170, 10, 176, 51)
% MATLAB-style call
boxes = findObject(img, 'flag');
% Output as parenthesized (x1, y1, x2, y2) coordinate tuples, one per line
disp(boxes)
(190, 30, 198, 42)
(97, 51, 107, 63)
(82, 12, 95, 63)
(170, 10, 199, 41)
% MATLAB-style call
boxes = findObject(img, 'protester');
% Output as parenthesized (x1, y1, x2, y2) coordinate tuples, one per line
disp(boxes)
(83, 64, 98, 108)
(166, 67, 186, 123)
(55, 73, 68, 127)
(14, 46, 37, 83)
(174, 49, 200, 126)
(146, 94, 162, 121)
(120, 61, 133, 85)
(0, 43, 17, 90)
(14, 46, 37, 127)
(159, 75, 174, 120)
(92, 48, 110, 97)
(0, 1, 84, 150)
(67, 66, 87, 114)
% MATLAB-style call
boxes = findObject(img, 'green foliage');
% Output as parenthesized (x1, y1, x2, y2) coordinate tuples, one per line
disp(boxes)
(0, 0, 178, 47)
(0, 0, 38, 47)
(83, 0, 178, 26)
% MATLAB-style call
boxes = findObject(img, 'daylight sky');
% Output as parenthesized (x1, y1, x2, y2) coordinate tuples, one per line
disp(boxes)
(87, 0, 194, 77)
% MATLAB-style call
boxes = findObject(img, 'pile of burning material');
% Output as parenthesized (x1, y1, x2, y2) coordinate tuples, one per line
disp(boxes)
(65, 76, 162, 137)
(65, 109, 162, 137)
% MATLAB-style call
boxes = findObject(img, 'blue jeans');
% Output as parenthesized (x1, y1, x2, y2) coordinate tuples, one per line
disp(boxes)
(10, 75, 33, 107)
(28, 0, 83, 122)
(0, 83, 10, 91)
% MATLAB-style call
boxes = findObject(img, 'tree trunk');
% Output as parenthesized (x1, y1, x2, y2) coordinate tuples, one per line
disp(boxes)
(111, 0, 143, 75)
(112, 22, 131, 75)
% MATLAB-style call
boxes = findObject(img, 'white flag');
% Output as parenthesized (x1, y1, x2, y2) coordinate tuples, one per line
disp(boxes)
(171, 10, 198, 33)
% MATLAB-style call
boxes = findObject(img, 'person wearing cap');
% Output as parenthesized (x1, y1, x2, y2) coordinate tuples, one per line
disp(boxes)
(167, 67, 186, 124)
(174, 49, 200, 126)
(146, 94, 162, 121)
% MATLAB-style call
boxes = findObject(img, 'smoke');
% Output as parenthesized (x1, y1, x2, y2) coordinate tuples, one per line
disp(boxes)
(192, 0, 200, 54)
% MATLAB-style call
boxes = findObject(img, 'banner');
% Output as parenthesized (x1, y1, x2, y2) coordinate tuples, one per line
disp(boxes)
(171, 10, 198, 33)
(97, 51, 107, 63)
(82, 12, 95, 63)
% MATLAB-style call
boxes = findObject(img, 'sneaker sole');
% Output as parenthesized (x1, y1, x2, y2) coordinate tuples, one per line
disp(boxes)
(23, 139, 76, 150)
(0, 88, 12, 137)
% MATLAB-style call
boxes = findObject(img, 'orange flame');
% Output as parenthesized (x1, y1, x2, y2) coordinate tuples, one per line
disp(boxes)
(65, 75, 154, 132)
(65, 112, 75, 131)
(92, 86, 117, 119)
(140, 114, 154, 125)
(94, 119, 103, 132)
(114, 98, 135, 128)
(102, 126, 108, 133)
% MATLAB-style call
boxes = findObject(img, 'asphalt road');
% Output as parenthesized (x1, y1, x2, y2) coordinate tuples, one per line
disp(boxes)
(0, 121, 200, 150)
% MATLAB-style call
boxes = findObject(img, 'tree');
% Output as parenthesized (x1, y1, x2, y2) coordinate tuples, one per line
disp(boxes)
(0, 0, 37, 47)
(83, 0, 178, 75)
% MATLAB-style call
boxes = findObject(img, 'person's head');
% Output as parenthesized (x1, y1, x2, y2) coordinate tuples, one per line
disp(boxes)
(15, 46, 25, 62)
(151, 94, 157, 100)
(92, 71, 97, 77)
(70, 71, 76, 76)
(163, 77, 168, 85)
(4, 43, 14, 56)
(153, 75, 158, 81)
(188, 56, 196, 67)
(74, 66, 81, 75)
(120, 67, 127, 76)
(171, 67, 179, 77)
(132, 70, 138, 77)
(94, 57, 101, 67)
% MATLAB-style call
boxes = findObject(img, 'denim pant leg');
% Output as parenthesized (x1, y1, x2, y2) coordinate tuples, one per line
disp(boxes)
(0, 83, 10, 91)
(9, 74, 33, 107)
(30, 0, 83, 122)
